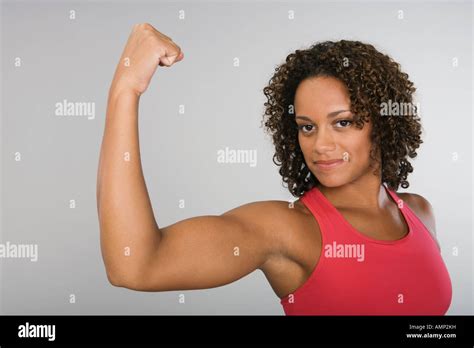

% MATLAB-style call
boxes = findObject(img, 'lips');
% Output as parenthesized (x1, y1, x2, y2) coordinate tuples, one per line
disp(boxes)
(313, 158, 345, 171)
(314, 159, 343, 164)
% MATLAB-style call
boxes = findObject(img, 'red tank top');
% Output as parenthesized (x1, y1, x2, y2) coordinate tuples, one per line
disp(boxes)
(280, 183, 452, 315)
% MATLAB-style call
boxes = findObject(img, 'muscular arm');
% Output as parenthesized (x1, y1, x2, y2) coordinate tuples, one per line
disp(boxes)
(136, 203, 278, 292)
(97, 23, 280, 291)
(97, 87, 161, 286)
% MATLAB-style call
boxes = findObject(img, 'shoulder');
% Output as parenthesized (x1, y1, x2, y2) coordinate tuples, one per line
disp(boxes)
(397, 191, 438, 243)
(221, 197, 310, 233)
(222, 199, 308, 223)
(225, 198, 312, 222)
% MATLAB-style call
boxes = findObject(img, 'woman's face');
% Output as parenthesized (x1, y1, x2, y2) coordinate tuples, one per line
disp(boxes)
(294, 76, 378, 188)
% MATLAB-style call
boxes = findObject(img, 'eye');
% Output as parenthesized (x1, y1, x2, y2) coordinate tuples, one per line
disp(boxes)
(297, 124, 314, 134)
(335, 119, 353, 128)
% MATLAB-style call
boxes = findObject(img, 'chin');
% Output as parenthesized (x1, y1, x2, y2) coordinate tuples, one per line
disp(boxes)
(317, 180, 347, 188)
(314, 175, 348, 188)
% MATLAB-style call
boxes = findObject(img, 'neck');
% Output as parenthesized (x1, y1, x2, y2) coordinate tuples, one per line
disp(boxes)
(317, 176, 390, 210)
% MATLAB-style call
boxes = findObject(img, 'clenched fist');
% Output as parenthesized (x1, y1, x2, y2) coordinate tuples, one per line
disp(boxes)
(110, 23, 184, 96)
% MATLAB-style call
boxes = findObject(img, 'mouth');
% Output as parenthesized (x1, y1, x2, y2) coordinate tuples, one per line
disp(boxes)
(313, 159, 345, 171)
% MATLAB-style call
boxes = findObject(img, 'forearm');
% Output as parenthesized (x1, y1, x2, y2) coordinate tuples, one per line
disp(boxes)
(97, 82, 161, 285)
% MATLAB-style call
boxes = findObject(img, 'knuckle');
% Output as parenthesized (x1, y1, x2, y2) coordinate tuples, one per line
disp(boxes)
(168, 43, 181, 55)
(134, 23, 153, 32)
(141, 22, 153, 29)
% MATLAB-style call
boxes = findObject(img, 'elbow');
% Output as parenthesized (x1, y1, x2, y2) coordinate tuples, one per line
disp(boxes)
(106, 271, 126, 288)
(106, 270, 147, 291)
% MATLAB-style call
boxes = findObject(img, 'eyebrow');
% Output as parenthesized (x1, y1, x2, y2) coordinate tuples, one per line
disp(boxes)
(295, 109, 351, 122)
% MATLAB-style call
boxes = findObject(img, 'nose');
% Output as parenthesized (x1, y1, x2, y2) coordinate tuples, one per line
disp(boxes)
(313, 127, 336, 154)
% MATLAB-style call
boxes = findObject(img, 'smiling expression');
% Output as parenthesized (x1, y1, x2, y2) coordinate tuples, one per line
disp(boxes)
(294, 76, 380, 188)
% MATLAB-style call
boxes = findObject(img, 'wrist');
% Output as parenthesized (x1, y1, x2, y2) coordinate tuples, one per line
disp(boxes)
(109, 77, 142, 100)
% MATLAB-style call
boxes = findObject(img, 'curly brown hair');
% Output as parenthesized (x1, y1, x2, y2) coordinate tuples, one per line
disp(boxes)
(261, 40, 423, 198)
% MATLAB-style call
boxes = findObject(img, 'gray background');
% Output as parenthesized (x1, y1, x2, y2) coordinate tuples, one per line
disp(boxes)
(1, 0, 472, 314)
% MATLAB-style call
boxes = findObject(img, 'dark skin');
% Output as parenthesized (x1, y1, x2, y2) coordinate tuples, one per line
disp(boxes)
(99, 24, 438, 301)
(257, 192, 435, 299)
(260, 76, 438, 299)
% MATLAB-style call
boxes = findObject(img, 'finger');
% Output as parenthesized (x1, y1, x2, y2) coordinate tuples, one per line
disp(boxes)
(161, 46, 182, 66)
(159, 55, 177, 67)
(175, 51, 184, 62)
(158, 56, 172, 67)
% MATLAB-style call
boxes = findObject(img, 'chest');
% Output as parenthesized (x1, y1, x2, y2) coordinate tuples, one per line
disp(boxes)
(279, 219, 451, 315)
(336, 206, 410, 241)
(262, 204, 414, 300)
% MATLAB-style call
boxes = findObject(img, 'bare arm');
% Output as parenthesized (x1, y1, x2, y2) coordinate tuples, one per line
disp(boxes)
(97, 23, 183, 286)
(135, 202, 278, 292)
(97, 23, 278, 291)
(97, 88, 158, 285)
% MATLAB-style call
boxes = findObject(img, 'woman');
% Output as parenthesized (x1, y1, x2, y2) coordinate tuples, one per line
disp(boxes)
(97, 23, 452, 315)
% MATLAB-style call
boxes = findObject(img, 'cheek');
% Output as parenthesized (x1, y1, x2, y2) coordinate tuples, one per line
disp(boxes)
(347, 132, 373, 164)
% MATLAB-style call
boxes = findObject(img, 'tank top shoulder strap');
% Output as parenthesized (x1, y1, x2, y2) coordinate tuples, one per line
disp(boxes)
(383, 183, 417, 223)
(299, 186, 340, 242)
(383, 183, 404, 207)
(383, 183, 442, 251)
